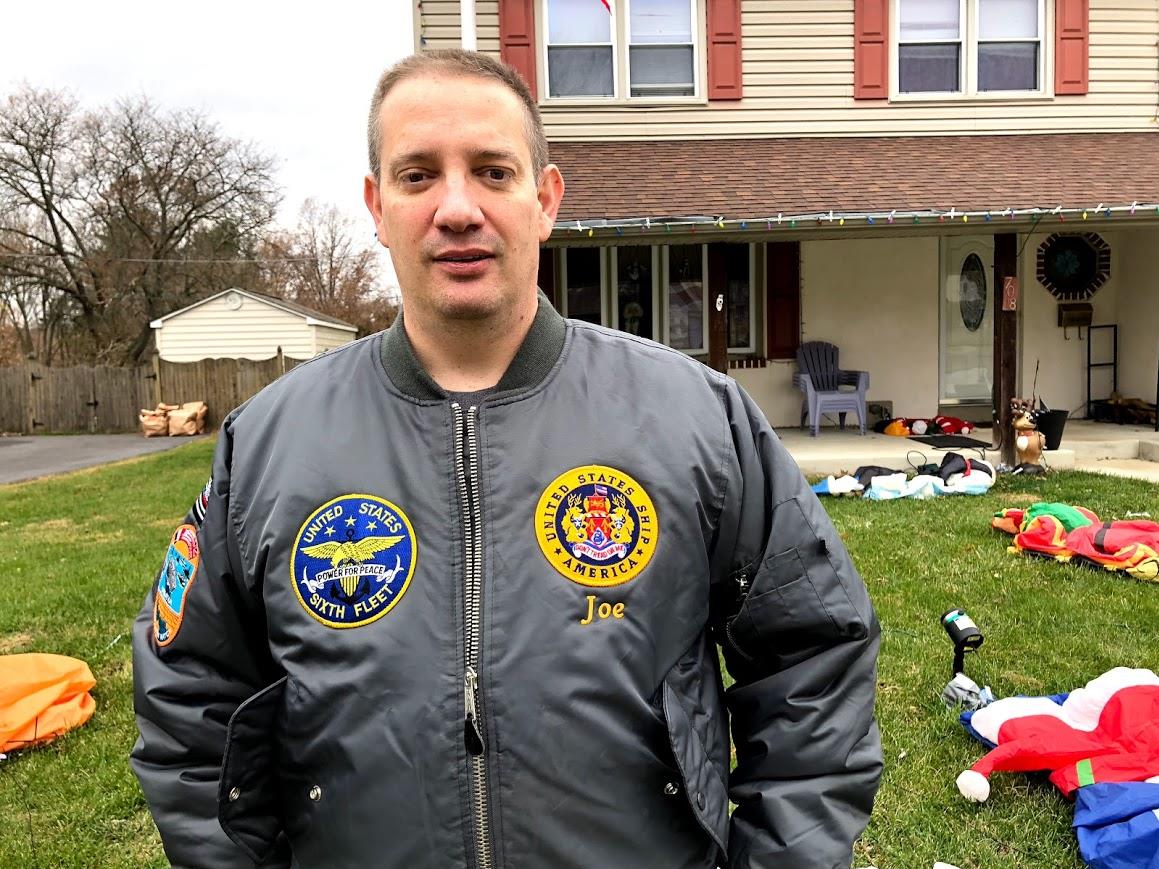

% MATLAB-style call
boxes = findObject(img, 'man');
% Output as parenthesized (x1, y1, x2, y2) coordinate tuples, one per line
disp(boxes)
(132, 50, 882, 868)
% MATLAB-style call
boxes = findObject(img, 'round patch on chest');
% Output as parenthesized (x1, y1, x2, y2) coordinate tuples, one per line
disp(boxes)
(535, 465, 658, 587)
(291, 494, 417, 628)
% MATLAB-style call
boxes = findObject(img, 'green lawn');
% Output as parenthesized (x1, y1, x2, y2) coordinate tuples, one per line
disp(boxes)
(1, 441, 1157, 867)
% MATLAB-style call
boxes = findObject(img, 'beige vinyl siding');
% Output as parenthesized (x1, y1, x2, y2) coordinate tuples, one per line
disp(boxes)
(312, 323, 358, 354)
(1115, 229, 1159, 404)
(155, 295, 318, 362)
(451, 0, 1159, 140)
(418, 0, 500, 52)
(419, 0, 463, 49)
(1019, 229, 1122, 417)
(478, 0, 500, 53)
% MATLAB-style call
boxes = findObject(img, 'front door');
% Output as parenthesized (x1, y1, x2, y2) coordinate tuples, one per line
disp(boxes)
(940, 236, 994, 404)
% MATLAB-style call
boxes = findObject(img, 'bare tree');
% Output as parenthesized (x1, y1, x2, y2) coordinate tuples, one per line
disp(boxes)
(0, 225, 73, 363)
(0, 86, 280, 364)
(258, 200, 396, 336)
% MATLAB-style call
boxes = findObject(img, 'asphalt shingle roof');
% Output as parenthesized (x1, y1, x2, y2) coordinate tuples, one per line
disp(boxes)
(547, 132, 1159, 224)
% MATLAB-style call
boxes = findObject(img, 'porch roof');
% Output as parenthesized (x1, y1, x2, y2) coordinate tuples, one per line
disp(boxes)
(548, 132, 1159, 230)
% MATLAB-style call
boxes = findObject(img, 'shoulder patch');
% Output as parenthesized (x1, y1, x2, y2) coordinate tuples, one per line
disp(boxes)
(153, 524, 201, 646)
(192, 478, 212, 526)
(291, 494, 417, 628)
(535, 465, 658, 587)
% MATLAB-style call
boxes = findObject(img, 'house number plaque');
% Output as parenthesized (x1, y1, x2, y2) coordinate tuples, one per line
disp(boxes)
(1002, 277, 1019, 312)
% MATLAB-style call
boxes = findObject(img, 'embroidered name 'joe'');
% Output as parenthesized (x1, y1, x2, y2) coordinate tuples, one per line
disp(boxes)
(535, 465, 658, 587)
(291, 494, 417, 628)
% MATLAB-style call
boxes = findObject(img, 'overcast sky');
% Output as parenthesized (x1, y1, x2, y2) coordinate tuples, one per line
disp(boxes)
(1, 0, 417, 284)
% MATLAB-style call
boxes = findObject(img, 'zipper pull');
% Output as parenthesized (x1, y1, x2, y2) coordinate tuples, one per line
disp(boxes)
(464, 667, 486, 756)
(735, 571, 750, 600)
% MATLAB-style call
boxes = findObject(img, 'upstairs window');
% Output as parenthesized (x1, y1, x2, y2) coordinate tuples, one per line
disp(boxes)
(977, 0, 1040, 92)
(544, 0, 699, 100)
(629, 0, 695, 97)
(546, 0, 615, 97)
(898, 0, 962, 94)
(896, 0, 1043, 96)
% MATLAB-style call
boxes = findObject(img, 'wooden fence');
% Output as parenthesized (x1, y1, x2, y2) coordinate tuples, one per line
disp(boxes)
(0, 352, 306, 435)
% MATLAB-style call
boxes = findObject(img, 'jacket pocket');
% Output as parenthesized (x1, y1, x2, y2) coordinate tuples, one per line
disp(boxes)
(660, 636, 730, 860)
(728, 548, 833, 658)
(218, 676, 288, 864)
(727, 497, 868, 665)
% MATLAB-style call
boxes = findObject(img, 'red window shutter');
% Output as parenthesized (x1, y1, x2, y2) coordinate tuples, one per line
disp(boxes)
(765, 242, 800, 360)
(706, 0, 743, 100)
(499, 0, 538, 100)
(1055, 0, 1089, 95)
(853, 0, 889, 100)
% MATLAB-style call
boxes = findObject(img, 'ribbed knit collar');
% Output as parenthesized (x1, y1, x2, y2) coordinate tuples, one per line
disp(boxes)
(379, 290, 566, 402)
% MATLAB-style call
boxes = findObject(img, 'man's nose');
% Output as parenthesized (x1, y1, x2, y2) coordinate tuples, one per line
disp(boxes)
(433, 174, 485, 233)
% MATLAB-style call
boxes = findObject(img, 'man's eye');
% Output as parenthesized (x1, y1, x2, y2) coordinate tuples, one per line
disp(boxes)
(483, 168, 511, 182)
(400, 171, 429, 185)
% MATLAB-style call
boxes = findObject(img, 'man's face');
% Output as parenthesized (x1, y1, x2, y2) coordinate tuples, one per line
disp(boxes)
(364, 73, 563, 323)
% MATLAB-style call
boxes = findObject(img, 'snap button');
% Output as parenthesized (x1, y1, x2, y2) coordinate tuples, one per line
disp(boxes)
(663, 782, 679, 796)
(309, 785, 322, 802)
(696, 791, 706, 810)
(228, 786, 241, 802)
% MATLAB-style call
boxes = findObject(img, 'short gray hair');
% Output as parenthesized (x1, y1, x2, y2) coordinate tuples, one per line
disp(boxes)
(367, 50, 549, 182)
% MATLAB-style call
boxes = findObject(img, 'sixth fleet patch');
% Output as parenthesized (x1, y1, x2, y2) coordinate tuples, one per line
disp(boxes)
(291, 494, 417, 628)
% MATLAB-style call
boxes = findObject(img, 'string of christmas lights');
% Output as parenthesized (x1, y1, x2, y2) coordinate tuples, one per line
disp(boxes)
(558, 200, 1159, 237)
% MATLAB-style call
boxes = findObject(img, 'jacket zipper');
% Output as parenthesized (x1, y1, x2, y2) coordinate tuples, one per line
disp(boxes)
(724, 570, 754, 661)
(452, 403, 493, 869)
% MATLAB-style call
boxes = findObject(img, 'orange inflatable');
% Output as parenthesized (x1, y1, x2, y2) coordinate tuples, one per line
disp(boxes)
(0, 653, 96, 752)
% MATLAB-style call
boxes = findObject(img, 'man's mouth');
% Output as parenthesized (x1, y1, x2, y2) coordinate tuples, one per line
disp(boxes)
(434, 252, 493, 263)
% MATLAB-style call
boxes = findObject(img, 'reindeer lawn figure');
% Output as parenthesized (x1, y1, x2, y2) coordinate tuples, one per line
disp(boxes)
(1011, 398, 1046, 471)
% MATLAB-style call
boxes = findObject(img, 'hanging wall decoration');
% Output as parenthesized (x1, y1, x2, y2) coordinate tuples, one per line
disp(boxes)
(1035, 233, 1112, 300)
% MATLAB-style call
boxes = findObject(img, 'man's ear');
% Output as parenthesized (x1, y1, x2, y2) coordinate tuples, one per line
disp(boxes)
(536, 164, 565, 243)
(364, 173, 390, 249)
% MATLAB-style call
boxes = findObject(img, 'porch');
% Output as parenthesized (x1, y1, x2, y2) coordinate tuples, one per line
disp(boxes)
(778, 419, 1159, 481)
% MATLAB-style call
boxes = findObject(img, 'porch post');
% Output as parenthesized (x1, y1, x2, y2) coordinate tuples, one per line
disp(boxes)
(994, 233, 1018, 466)
(707, 244, 729, 373)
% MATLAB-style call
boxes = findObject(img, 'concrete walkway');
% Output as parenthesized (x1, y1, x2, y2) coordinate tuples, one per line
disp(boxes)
(0, 434, 208, 485)
(779, 420, 1159, 480)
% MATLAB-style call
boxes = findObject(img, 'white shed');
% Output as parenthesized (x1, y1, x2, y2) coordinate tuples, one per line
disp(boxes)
(150, 288, 358, 362)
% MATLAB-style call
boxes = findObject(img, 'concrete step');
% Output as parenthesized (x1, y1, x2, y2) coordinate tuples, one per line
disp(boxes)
(1073, 458, 1159, 483)
(1066, 438, 1151, 461)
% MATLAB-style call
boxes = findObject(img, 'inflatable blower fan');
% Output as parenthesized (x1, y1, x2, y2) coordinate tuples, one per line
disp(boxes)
(939, 608, 993, 711)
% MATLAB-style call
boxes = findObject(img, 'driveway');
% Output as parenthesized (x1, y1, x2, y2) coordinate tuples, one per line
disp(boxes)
(0, 433, 209, 485)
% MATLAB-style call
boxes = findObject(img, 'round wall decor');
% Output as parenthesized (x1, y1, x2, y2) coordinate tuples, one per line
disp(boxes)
(1036, 233, 1110, 300)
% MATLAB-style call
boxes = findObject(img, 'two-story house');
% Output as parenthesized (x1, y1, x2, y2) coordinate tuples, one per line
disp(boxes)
(414, 0, 1159, 436)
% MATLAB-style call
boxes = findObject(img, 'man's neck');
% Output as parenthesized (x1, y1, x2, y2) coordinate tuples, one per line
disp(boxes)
(404, 293, 538, 392)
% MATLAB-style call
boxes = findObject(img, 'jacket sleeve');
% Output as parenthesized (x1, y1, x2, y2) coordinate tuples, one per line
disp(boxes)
(130, 414, 286, 869)
(709, 381, 882, 869)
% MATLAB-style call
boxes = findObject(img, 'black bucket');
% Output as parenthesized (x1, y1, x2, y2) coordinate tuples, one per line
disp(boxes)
(1036, 409, 1068, 451)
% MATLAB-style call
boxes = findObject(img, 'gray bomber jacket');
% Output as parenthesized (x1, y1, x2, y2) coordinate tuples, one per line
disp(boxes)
(131, 295, 882, 869)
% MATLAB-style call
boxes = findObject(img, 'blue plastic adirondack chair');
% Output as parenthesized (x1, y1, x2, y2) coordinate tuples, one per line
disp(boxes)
(793, 341, 869, 436)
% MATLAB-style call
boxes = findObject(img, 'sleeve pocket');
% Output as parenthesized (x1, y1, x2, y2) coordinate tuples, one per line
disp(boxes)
(727, 548, 840, 659)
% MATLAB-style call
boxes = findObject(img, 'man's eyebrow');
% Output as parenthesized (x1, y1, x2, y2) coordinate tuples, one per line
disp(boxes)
(387, 150, 436, 176)
(470, 148, 522, 165)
